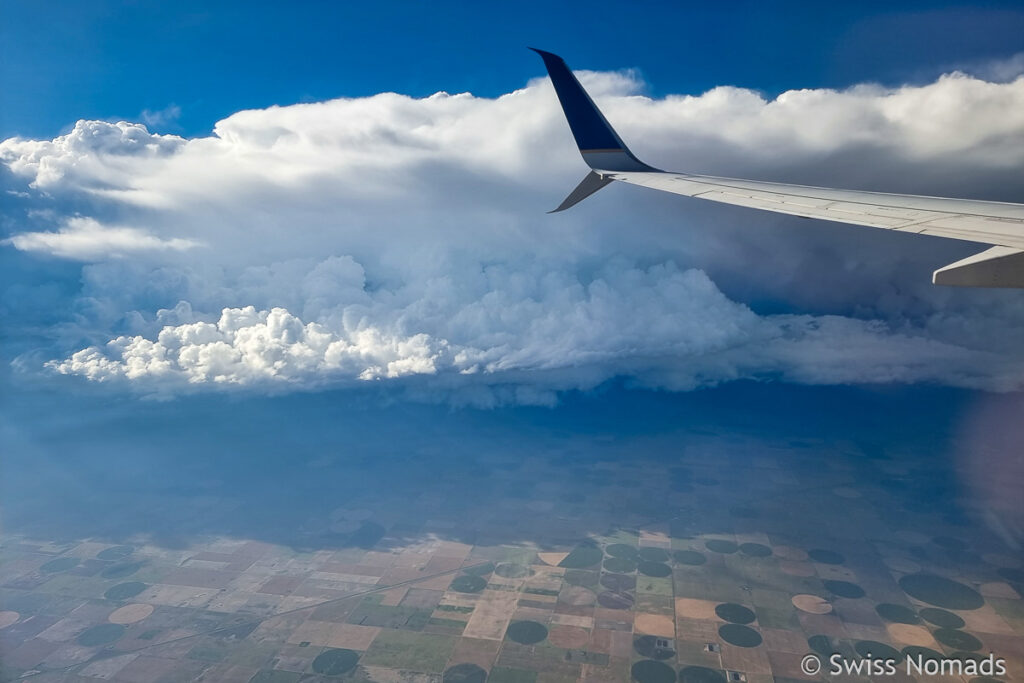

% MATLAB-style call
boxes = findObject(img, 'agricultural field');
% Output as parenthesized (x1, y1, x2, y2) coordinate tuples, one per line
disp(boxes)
(2, 423, 1022, 682)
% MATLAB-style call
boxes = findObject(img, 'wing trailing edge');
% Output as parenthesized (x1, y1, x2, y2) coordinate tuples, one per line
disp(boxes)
(933, 246, 1024, 288)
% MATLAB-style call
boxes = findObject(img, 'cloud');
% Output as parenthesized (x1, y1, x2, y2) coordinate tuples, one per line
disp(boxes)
(3, 216, 200, 260)
(1, 120, 184, 190)
(962, 52, 1024, 83)
(4, 68, 1024, 402)
(141, 104, 182, 130)
(42, 264, 1024, 402)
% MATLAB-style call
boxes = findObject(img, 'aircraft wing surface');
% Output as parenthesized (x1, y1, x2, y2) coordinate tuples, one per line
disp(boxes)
(531, 48, 1024, 287)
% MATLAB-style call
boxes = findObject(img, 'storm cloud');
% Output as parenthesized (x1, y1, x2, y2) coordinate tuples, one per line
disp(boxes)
(4, 68, 1024, 403)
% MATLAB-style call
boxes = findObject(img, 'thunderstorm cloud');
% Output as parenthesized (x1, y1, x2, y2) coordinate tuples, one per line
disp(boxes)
(4, 69, 1024, 403)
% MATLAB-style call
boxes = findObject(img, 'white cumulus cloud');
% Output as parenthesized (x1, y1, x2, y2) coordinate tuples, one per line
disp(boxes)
(43, 264, 1024, 401)
(3, 216, 200, 260)
(4, 68, 1024, 402)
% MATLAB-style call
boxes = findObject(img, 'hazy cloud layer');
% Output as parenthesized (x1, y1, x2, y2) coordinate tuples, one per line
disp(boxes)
(4, 69, 1024, 402)
(3, 216, 200, 260)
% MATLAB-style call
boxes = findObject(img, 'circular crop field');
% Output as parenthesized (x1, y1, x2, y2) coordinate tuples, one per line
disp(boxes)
(704, 540, 738, 554)
(563, 570, 598, 588)
(40, 557, 79, 573)
(854, 641, 902, 661)
(824, 580, 866, 599)
(718, 624, 762, 648)
(739, 543, 772, 558)
(597, 591, 634, 610)
(558, 585, 596, 606)
(792, 595, 831, 614)
(101, 562, 144, 580)
(443, 663, 487, 683)
(494, 563, 532, 579)
(631, 659, 676, 683)
(634, 635, 675, 660)
(954, 652, 989, 666)
(450, 574, 487, 593)
(77, 623, 126, 647)
(919, 607, 966, 628)
(558, 545, 603, 569)
(808, 549, 845, 565)
(808, 635, 836, 656)
(673, 550, 707, 566)
(637, 561, 671, 578)
(329, 520, 362, 534)
(603, 557, 637, 573)
(506, 620, 548, 645)
(875, 603, 920, 624)
(637, 548, 669, 563)
(899, 573, 984, 610)
(679, 666, 727, 683)
(606, 544, 639, 559)
(104, 582, 148, 601)
(97, 545, 134, 561)
(108, 603, 153, 624)
(934, 629, 982, 651)
(715, 603, 756, 624)
(902, 646, 944, 662)
(600, 573, 636, 592)
(312, 648, 359, 675)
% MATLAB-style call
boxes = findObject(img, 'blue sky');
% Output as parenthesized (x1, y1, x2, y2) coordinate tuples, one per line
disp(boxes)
(4, 1, 1024, 139)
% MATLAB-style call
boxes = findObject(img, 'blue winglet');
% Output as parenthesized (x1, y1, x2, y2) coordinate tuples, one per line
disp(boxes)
(531, 48, 653, 172)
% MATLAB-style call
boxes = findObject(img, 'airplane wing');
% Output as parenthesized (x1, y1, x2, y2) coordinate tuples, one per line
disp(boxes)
(531, 48, 1024, 288)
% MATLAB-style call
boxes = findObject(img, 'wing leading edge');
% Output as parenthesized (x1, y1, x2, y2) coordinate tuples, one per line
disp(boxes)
(531, 48, 1024, 288)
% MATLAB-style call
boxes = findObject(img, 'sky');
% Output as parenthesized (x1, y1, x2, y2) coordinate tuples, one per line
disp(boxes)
(2, 1, 1024, 540)
(5, 1, 1024, 140)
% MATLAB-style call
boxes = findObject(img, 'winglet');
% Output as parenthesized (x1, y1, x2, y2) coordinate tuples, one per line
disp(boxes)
(549, 170, 614, 213)
(531, 48, 654, 173)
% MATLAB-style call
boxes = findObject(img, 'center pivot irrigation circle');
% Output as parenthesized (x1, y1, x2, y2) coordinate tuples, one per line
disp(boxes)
(679, 666, 727, 683)
(443, 663, 487, 683)
(715, 603, 756, 624)
(506, 620, 548, 645)
(450, 574, 487, 593)
(718, 624, 762, 648)
(312, 648, 359, 675)
(674, 550, 707, 566)
(898, 573, 984, 610)
(631, 660, 676, 683)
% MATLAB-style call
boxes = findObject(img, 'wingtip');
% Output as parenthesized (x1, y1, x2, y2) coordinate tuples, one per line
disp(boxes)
(528, 47, 563, 63)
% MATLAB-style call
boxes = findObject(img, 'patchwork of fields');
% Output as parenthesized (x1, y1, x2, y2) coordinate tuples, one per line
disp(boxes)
(2, 430, 1021, 682)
